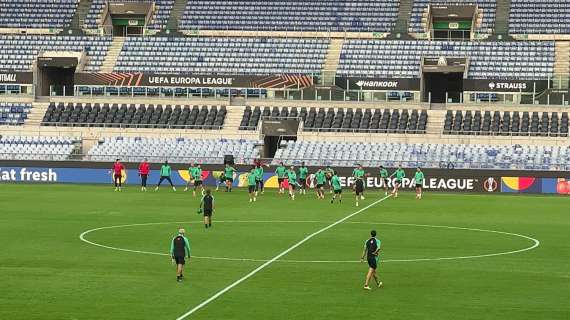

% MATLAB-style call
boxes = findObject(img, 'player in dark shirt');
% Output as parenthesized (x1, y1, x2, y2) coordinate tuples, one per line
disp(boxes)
(199, 189, 215, 229)
(170, 228, 191, 282)
(360, 230, 383, 290)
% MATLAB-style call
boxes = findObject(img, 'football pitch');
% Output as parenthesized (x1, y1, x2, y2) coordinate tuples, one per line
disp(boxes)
(1, 184, 568, 320)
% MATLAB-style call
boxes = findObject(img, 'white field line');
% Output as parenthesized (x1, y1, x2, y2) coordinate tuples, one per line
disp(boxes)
(173, 195, 392, 320)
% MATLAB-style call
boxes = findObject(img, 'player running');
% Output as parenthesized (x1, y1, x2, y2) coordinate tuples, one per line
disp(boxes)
(184, 163, 196, 193)
(247, 167, 257, 202)
(224, 163, 237, 192)
(170, 228, 191, 282)
(297, 162, 309, 195)
(391, 166, 405, 198)
(286, 166, 298, 200)
(254, 164, 265, 196)
(275, 162, 287, 194)
(330, 171, 342, 204)
(379, 165, 389, 196)
(325, 166, 334, 193)
(111, 159, 125, 191)
(353, 164, 366, 204)
(414, 167, 425, 200)
(216, 171, 225, 191)
(361, 230, 383, 290)
(199, 189, 215, 228)
(314, 168, 327, 199)
(138, 158, 150, 192)
(155, 161, 176, 191)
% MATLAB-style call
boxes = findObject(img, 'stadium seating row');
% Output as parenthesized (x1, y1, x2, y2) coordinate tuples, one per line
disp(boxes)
(339, 40, 555, 79)
(84, 0, 173, 30)
(0, 135, 77, 161)
(509, 0, 570, 34)
(0, 102, 32, 126)
(41, 102, 227, 129)
(0, 0, 77, 29)
(273, 140, 570, 170)
(87, 137, 260, 163)
(444, 110, 569, 136)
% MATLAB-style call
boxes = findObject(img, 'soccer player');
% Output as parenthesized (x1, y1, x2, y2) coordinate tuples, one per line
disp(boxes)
(111, 159, 125, 191)
(297, 162, 309, 195)
(191, 164, 203, 197)
(183, 162, 196, 192)
(275, 162, 287, 194)
(199, 189, 215, 228)
(170, 228, 191, 282)
(155, 161, 176, 191)
(391, 165, 405, 198)
(330, 171, 342, 204)
(325, 166, 334, 193)
(360, 230, 383, 290)
(224, 163, 237, 192)
(379, 165, 389, 196)
(314, 168, 327, 199)
(138, 158, 150, 192)
(414, 167, 425, 200)
(247, 168, 257, 202)
(286, 166, 298, 200)
(254, 164, 265, 196)
(353, 164, 366, 203)
(216, 171, 225, 191)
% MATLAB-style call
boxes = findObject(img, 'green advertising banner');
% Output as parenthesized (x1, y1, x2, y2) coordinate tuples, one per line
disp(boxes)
(433, 21, 472, 30)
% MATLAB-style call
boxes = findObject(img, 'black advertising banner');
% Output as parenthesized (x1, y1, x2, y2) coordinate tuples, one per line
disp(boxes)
(463, 79, 550, 93)
(335, 77, 421, 91)
(74, 73, 314, 89)
(0, 71, 33, 84)
(262, 119, 300, 136)
(37, 57, 78, 68)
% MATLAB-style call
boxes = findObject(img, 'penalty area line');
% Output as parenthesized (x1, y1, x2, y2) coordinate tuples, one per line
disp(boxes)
(175, 194, 392, 320)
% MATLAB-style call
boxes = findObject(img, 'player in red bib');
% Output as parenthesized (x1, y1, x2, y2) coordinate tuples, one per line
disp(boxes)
(138, 159, 150, 192)
(111, 159, 125, 191)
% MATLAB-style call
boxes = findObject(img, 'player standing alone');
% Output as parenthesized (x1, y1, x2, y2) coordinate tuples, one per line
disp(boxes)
(330, 171, 342, 204)
(254, 164, 264, 196)
(297, 162, 309, 195)
(111, 159, 125, 192)
(275, 162, 287, 194)
(379, 165, 389, 196)
(170, 228, 191, 282)
(155, 161, 176, 191)
(361, 230, 383, 290)
(191, 164, 203, 197)
(199, 189, 215, 228)
(391, 166, 405, 198)
(247, 167, 257, 202)
(286, 166, 298, 200)
(353, 164, 366, 205)
(414, 167, 424, 200)
(138, 158, 150, 192)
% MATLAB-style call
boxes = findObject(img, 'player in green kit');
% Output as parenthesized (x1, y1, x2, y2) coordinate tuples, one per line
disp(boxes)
(325, 166, 334, 193)
(275, 162, 287, 195)
(314, 168, 327, 199)
(297, 162, 309, 195)
(352, 164, 366, 205)
(414, 167, 425, 200)
(254, 164, 264, 196)
(330, 171, 342, 204)
(224, 164, 237, 192)
(379, 165, 389, 196)
(361, 230, 383, 290)
(391, 165, 406, 198)
(286, 166, 298, 200)
(247, 168, 257, 202)
(184, 163, 196, 192)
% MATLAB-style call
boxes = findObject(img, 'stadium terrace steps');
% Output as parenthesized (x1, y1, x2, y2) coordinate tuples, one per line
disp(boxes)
(393, 0, 413, 35)
(321, 38, 344, 84)
(23, 102, 50, 127)
(494, 0, 512, 37)
(168, 0, 189, 30)
(72, 0, 93, 30)
(101, 37, 126, 73)
(554, 42, 570, 85)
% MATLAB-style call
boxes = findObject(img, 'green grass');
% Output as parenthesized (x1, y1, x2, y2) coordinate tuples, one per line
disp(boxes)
(0, 184, 568, 320)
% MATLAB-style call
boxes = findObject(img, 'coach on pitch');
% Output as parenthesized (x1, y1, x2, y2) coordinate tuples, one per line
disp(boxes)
(170, 228, 191, 282)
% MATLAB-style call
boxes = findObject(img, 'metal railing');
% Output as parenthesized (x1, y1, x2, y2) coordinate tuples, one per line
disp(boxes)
(41, 121, 224, 131)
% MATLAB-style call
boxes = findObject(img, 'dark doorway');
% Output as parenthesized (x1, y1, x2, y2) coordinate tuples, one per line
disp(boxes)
(38, 66, 76, 96)
(263, 136, 297, 158)
(423, 72, 463, 103)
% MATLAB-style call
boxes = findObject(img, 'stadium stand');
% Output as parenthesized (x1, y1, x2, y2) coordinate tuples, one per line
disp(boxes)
(87, 136, 260, 163)
(338, 40, 555, 79)
(0, 102, 32, 126)
(178, 0, 400, 32)
(240, 106, 427, 133)
(84, 0, 174, 30)
(273, 140, 570, 170)
(0, 0, 78, 29)
(114, 37, 328, 74)
(0, 135, 77, 161)
(409, 0, 496, 34)
(41, 102, 227, 129)
(509, 0, 570, 34)
(444, 110, 569, 137)
(0, 35, 111, 72)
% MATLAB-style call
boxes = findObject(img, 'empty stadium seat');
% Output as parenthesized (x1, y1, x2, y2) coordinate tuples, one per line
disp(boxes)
(0, 135, 78, 161)
(509, 0, 570, 34)
(0, 0, 77, 29)
(0, 102, 32, 126)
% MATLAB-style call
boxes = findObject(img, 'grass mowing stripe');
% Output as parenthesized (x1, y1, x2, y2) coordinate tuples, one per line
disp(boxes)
(175, 195, 392, 320)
